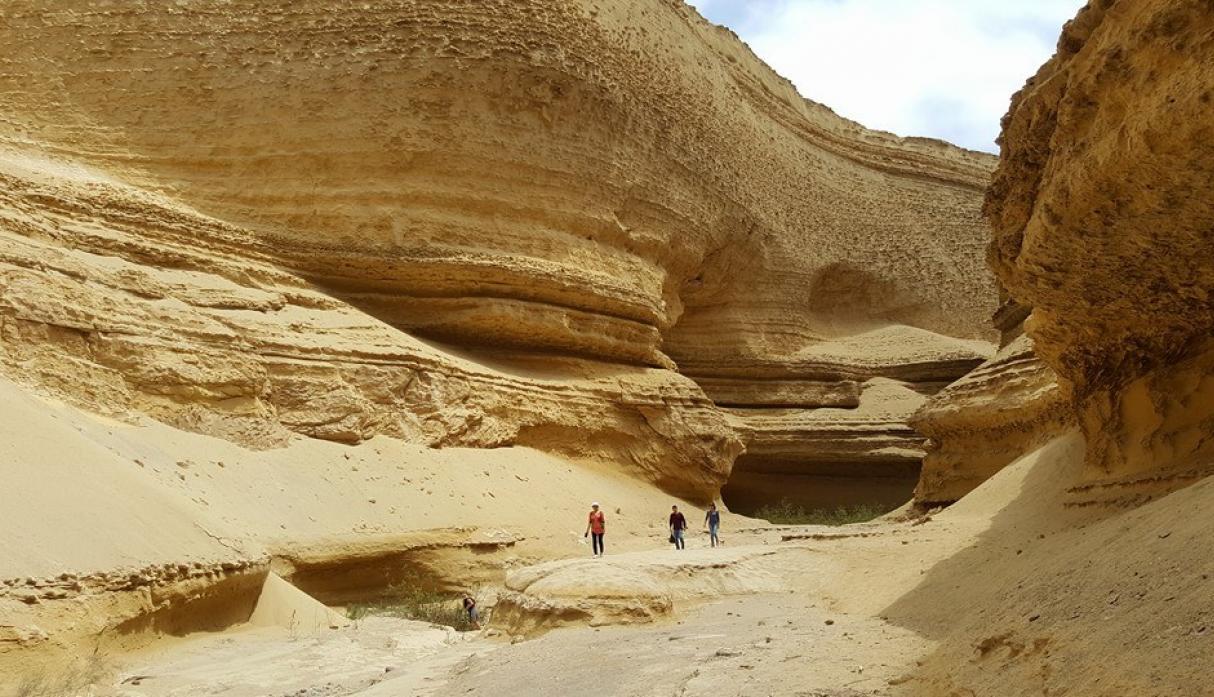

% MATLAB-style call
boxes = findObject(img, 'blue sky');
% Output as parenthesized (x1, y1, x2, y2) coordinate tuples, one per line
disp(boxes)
(688, 0, 1085, 152)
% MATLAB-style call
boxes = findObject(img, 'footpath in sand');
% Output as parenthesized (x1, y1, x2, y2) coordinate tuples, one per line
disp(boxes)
(108, 506, 984, 696)
(10, 399, 1211, 697)
(106, 428, 1214, 697)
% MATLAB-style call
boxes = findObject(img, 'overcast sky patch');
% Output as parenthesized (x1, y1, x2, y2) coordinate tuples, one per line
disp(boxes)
(688, 0, 1085, 152)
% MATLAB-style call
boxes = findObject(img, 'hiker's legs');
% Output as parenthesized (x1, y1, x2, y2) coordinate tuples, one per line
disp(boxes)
(592, 532, 604, 556)
(675, 529, 685, 549)
(709, 523, 719, 547)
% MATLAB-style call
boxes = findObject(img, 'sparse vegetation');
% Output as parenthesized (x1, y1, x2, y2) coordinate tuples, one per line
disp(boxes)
(13, 652, 110, 697)
(345, 580, 480, 631)
(752, 500, 891, 526)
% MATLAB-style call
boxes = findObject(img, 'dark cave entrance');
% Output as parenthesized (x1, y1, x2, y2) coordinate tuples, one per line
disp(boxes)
(721, 454, 920, 520)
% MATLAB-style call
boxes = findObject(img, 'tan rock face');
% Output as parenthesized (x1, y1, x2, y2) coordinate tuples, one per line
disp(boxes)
(0, 0, 995, 502)
(912, 335, 1072, 503)
(0, 158, 738, 500)
(986, 0, 1214, 500)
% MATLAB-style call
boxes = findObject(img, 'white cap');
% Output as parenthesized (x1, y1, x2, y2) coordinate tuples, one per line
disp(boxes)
(591, 501, 600, 506)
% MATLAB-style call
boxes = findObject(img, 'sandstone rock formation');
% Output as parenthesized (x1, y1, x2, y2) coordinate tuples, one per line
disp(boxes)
(490, 547, 790, 637)
(0, 153, 739, 500)
(986, 0, 1214, 504)
(10, 1, 1214, 695)
(892, 4, 1214, 692)
(912, 334, 1070, 503)
(911, 303, 1071, 504)
(0, 0, 996, 508)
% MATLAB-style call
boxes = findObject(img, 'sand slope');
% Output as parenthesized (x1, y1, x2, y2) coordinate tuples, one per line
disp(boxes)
(0, 373, 735, 681)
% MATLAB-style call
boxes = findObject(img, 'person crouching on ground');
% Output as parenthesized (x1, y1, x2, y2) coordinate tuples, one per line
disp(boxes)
(462, 593, 480, 629)
(669, 505, 687, 550)
(585, 501, 606, 557)
(704, 502, 721, 547)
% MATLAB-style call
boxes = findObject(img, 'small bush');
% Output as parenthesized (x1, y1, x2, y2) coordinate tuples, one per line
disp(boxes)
(346, 581, 479, 631)
(752, 500, 891, 526)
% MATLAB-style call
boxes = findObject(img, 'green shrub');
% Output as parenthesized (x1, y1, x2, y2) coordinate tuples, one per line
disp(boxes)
(752, 500, 891, 526)
(345, 581, 479, 631)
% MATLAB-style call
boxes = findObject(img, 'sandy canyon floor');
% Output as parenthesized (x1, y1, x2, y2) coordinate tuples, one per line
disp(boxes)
(7, 407, 1212, 697)
(52, 459, 1025, 697)
(104, 528, 957, 697)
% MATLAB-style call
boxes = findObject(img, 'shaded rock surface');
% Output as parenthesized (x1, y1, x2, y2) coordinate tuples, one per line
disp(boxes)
(893, 1, 1214, 694)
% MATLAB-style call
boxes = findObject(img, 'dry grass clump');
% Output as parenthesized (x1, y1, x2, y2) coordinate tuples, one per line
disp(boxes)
(346, 580, 480, 631)
(13, 652, 110, 697)
(753, 500, 891, 526)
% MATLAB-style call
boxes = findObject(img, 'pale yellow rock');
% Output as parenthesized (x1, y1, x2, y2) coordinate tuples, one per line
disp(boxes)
(985, 0, 1214, 501)
(0, 0, 995, 506)
(492, 546, 792, 637)
(0, 0, 1002, 686)
(911, 334, 1072, 503)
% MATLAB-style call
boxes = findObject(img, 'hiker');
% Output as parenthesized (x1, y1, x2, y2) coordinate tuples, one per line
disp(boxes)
(669, 505, 687, 550)
(462, 594, 480, 629)
(585, 501, 606, 557)
(704, 502, 721, 547)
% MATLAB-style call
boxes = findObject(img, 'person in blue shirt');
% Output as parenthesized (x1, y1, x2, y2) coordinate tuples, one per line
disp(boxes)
(704, 503, 721, 548)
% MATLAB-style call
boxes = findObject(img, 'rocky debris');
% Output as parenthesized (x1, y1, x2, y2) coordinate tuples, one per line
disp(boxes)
(0, 559, 263, 604)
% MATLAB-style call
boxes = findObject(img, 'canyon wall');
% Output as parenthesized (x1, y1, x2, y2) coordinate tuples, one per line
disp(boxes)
(911, 294, 1072, 504)
(986, 0, 1214, 505)
(915, 0, 1214, 505)
(0, 0, 997, 508)
(893, 6, 1214, 694)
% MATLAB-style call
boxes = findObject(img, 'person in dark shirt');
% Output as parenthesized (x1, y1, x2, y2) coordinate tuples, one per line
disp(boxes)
(462, 594, 480, 629)
(669, 505, 687, 550)
(704, 503, 721, 547)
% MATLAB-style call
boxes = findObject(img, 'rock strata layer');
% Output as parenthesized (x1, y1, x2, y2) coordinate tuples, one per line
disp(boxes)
(912, 334, 1071, 504)
(0, 1, 994, 503)
(985, 0, 1214, 503)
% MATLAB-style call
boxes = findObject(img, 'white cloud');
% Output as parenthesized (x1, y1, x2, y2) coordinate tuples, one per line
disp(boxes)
(688, 0, 1085, 152)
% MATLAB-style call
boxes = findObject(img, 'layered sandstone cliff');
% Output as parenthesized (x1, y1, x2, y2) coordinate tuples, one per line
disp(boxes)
(0, 153, 739, 500)
(916, 0, 1214, 505)
(911, 303, 1071, 504)
(986, 0, 1214, 504)
(896, 4, 1214, 693)
(0, 0, 996, 509)
(912, 337, 1071, 503)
